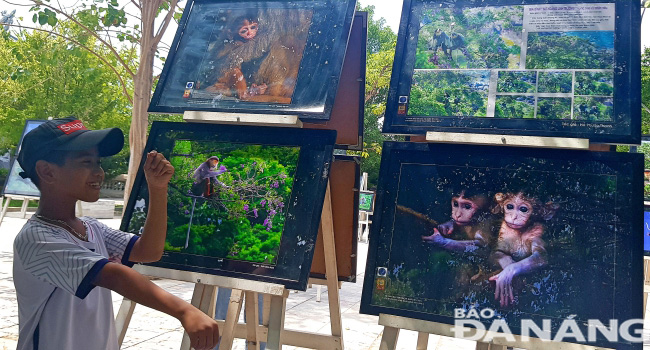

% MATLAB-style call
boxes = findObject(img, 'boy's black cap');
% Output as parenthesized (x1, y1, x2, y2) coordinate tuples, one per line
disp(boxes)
(17, 117, 124, 179)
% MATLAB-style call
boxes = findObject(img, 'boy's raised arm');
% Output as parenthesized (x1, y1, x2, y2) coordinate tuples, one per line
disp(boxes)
(130, 151, 175, 262)
(93, 263, 219, 349)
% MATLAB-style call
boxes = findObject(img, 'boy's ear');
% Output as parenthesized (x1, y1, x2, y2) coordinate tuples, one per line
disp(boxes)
(34, 160, 58, 185)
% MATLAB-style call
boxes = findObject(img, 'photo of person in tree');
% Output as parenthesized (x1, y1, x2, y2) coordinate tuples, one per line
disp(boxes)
(191, 156, 227, 198)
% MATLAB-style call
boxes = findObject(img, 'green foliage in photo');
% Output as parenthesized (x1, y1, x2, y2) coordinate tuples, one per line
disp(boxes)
(409, 71, 489, 117)
(497, 71, 536, 93)
(495, 96, 535, 119)
(536, 97, 571, 120)
(537, 72, 572, 93)
(415, 6, 523, 70)
(575, 71, 614, 96)
(574, 97, 614, 122)
(526, 32, 614, 69)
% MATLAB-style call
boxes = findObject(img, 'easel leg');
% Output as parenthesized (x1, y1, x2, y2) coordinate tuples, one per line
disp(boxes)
(266, 294, 286, 350)
(181, 284, 218, 350)
(320, 182, 344, 346)
(115, 298, 137, 346)
(20, 198, 29, 218)
(379, 326, 399, 350)
(0, 196, 11, 226)
(244, 291, 260, 350)
(220, 289, 244, 349)
(416, 332, 428, 350)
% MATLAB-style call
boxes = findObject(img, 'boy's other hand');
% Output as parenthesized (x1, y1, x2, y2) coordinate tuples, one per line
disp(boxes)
(179, 308, 220, 349)
(144, 151, 174, 189)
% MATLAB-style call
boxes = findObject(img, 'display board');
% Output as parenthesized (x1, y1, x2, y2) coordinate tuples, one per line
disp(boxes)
(121, 122, 336, 291)
(304, 11, 367, 150)
(311, 155, 359, 282)
(382, 0, 640, 144)
(148, 0, 357, 121)
(361, 141, 643, 349)
(1, 120, 45, 197)
(359, 190, 375, 213)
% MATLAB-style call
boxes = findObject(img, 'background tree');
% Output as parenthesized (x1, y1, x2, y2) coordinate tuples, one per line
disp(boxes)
(0, 21, 133, 178)
(359, 5, 399, 188)
(11, 0, 183, 200)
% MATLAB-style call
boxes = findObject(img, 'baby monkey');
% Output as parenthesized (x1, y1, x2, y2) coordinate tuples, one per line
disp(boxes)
(489, 192, 558, 307)
(422, 190, 491, 253)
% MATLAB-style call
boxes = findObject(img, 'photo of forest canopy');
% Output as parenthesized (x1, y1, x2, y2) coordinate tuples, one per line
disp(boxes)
(537, 71, 572, 93)
(415, 5, 523, 70)
(495, 96, 535, 119)
(574, 97, 613, 121)
(496, 71, 536, 93)
(536, 97, 572, 119)
(128, 140, 300, 264)
(575, 71, 614, 96)
(408, 70, 489, 117)
(526, 32, 614, 69)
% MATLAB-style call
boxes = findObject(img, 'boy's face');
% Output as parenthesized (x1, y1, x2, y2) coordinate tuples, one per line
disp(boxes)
(50, 148, 105, 202)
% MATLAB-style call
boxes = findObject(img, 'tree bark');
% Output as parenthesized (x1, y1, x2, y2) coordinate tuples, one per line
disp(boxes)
(124, 0, 161, 205)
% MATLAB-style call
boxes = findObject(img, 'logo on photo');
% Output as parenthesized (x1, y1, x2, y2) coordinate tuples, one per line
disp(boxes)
(377, 267, 388, 277)
(186, 82, 195, 89)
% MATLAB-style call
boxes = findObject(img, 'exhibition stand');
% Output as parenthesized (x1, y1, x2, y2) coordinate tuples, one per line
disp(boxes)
(375, 134, 594, 350)
(115, 113, 346, 350)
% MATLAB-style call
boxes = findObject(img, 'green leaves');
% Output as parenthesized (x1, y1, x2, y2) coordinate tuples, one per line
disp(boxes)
(32, 8, 58, 27)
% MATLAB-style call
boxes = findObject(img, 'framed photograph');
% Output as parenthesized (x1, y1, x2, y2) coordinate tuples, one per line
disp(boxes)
(1, 120, 45, 197)
(304, 11, 367, 150)
(148, 0, 357, 121)
(311, 155, 360, 282)
(359, 190, 375, 213)
(120, 122, 336, 290)
(360, 142, 643, 349)
(382, 0, 641, 144)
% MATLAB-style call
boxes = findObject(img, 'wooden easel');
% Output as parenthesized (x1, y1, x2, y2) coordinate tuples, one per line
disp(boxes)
(375, 132, 592, 350)
(115, 113, 345, 350)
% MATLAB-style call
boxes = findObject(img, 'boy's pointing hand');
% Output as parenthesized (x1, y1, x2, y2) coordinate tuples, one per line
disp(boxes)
(144, 151, 175, 189)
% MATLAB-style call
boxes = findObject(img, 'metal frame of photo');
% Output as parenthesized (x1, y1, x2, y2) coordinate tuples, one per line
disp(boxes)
(1, 119, 46, 197)
(382, 0, 641, 144)
(120, 121, 336, 291)
(148, 0, 357, 122)
(360, 141, 643, 350)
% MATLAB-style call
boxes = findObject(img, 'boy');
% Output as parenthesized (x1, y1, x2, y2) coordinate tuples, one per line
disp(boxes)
(13, 117, 219, 350)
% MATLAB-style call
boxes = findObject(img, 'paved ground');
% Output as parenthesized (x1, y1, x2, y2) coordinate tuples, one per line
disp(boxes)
(0, 213, 647, 349)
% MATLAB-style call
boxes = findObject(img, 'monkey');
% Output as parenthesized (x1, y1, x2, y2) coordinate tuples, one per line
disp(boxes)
(421, 190, 492, 254)
(429, 28, 452, 56)
(488, 192, 558, 307)
(202, 9, 312, 104)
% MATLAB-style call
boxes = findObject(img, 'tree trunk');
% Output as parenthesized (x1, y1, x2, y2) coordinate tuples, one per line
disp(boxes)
(123, 0, 160, 206)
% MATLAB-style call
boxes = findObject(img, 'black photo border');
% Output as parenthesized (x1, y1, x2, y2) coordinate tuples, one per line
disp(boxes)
(148, 0, 357, 122)
(120, 121, 336, 291)
(360, 141, 644, 350)
(382, 0, 641, 144)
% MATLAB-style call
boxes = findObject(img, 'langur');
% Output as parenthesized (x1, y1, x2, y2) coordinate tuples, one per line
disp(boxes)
(202, 9, 312, 104)
(421, 190, 492, 254)
(489, 192, 558, 307)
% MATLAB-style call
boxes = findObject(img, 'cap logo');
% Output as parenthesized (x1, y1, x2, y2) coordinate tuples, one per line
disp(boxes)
(57, 120, 88, 134)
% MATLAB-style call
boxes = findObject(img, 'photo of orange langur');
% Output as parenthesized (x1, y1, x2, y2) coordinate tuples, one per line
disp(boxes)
(489, 192, 559, 307)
